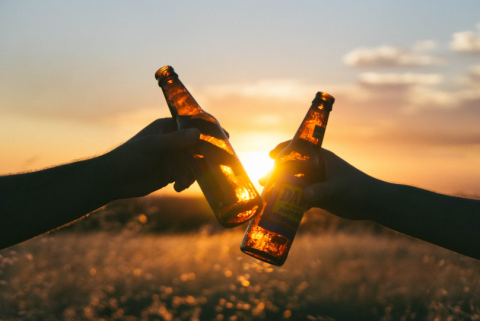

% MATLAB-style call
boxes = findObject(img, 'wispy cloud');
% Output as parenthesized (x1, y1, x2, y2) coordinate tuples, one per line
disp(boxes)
(194, 80, 320, 101)
(351, 71, 479, 115)
(355, 72, 479, 114)
(450, 23, 480, 54)
(358, 72, 443, 89)
(463, 65, 480, 87)
(402, 87, 480, 114)
(344, 41, 443, 68)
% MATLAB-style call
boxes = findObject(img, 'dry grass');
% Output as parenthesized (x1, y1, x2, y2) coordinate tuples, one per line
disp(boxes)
(1, 230, 480, 321)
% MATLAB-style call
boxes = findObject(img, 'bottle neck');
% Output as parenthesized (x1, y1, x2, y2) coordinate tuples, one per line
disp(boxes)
(157, 75, 203, 118)
(292, 102, 331, 147)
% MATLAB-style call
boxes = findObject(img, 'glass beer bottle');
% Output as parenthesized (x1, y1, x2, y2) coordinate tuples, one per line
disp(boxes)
(241, 92, 334, 265)
(155, 66, 264, 227)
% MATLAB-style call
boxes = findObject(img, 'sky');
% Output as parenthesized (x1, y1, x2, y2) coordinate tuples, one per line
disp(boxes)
(1, 1, 480, 196)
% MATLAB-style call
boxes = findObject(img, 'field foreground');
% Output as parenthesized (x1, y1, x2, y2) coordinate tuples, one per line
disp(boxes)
(1, 231, 480, 321)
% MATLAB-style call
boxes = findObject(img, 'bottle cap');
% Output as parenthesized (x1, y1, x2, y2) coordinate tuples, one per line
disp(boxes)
(155, 66, 178, 82)
(312, 92, 335, 111)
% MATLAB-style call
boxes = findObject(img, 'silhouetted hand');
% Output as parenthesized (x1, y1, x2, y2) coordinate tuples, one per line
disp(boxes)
(101, 118, 200, 199)
(0, 118, 201, 249)
(261, 140, 480, 260)
(260, 140, 380, 220)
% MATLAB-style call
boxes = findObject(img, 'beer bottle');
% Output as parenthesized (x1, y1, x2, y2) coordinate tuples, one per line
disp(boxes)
(240, 92, 334, 265)
(155, 66, 264, 227)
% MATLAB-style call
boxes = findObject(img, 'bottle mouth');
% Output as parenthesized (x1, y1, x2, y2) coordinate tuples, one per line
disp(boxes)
(312, 92, 335, 111)
(155, 65, 178, 81)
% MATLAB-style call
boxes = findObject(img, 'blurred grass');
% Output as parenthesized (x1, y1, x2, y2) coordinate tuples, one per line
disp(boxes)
(62, 196, 391, 236)
(1, 196, 480, 320)
(2, 231, 480, 320)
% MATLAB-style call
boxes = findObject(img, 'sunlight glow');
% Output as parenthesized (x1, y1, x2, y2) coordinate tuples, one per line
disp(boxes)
(237, 151, 275, 192)
(219, 165, 256, 202)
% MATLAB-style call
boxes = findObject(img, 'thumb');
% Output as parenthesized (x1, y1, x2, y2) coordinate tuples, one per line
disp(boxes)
(137, 128, 200, 157)
(303, 182, 336, 209)
(258, 169, 274, 186)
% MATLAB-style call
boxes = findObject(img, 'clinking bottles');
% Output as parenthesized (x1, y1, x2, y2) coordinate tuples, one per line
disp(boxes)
(241, 92, 334, 266)
(155, 66, 264, 227)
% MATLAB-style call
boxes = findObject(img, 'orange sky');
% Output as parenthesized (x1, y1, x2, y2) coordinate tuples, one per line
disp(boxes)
(1, 2, 480, 196)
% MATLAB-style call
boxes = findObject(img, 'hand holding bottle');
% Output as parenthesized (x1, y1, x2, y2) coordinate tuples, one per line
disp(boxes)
(101, 118, 201, 199)
(0, 117, 202, 250)
(264, 142, 382, 221)
(265, 142, 480, 261)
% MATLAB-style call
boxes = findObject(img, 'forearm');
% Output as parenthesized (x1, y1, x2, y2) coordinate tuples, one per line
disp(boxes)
(0, 156, 116, 249)
(371, 181, 480, 259)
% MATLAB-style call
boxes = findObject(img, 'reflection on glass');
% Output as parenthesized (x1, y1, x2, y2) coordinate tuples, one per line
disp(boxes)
(201, 135, 234, 155)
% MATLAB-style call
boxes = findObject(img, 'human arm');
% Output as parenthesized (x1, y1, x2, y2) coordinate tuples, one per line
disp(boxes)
(266, 142, 480, 260)
(0, 118, 199, 250)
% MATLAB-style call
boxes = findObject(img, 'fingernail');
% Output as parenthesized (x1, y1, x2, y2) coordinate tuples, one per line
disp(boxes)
(185, 128, 200, 144)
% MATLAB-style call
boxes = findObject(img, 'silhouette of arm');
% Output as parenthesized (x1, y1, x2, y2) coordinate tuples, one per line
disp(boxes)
(0, 118, 200, 250)
(266, 142, 480, 260)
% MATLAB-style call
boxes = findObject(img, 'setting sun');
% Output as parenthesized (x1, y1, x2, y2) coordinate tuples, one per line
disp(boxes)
(238, 151, 275, 192)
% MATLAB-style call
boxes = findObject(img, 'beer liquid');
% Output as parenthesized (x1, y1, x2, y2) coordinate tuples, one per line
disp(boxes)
(155, 66, 264, 227)
(241, 92, 334, 265)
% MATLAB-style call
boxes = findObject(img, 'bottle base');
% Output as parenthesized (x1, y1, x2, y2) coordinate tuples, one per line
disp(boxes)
(240, 246, 286, 266)
(215, 200, 263, 228)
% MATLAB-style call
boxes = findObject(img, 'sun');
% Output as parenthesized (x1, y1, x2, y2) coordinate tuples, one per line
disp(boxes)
(237, 151, 275, 192)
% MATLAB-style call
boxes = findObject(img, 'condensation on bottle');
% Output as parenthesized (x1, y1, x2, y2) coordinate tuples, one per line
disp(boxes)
(155, 66, 264, 228)
(240, 92, 334, 265)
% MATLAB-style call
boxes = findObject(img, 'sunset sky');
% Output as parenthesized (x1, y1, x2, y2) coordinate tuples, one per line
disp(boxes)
(1, 1, 480, 196)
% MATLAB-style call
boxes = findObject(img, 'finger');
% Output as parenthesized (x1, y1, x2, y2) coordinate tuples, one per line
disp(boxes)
(173, 159, 196, 192)
(222, 128, 230, 139)
(319, 148, 340, 166)
(137, 128, 200, 157)
(319, 148, 360, 179)
(174, 172, 196, 192)
(131, 118, 178, 140)
(269, 140, 291, 159)
(258, 170, 271, 186)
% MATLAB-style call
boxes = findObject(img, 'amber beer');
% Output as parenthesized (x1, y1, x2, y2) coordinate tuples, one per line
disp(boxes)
(241, 92, 334, 265)
(155, 66, 264, 227)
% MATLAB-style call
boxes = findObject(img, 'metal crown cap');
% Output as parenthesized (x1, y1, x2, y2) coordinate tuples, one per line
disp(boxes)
(155, 65, 178, 81)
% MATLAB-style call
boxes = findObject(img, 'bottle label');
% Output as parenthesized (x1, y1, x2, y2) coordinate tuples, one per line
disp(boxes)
(258, 173, 309, 241)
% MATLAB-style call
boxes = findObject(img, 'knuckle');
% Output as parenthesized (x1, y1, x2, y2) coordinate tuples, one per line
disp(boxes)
(150, 118, 175, 133)
(151, 118, 169, 126)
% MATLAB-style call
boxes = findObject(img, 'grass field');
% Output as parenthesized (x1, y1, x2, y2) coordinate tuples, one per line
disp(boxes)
(1, 228, 480, 321)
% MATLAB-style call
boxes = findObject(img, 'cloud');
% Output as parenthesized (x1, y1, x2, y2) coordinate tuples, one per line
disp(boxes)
(192, 80, 340, 135)
(350, 71, 479, 115)
(403, 87, 480, 114)
(450, 23, 480, 54)
(358, 72, 443, 90)
(194, 80, 320, 101)
(463, 65, 480, 87)
(344, 41, 443, 67)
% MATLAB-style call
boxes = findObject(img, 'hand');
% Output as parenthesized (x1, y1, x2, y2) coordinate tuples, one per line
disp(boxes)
(262, 141, 383, 221)
(100, 118, 200, 199)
